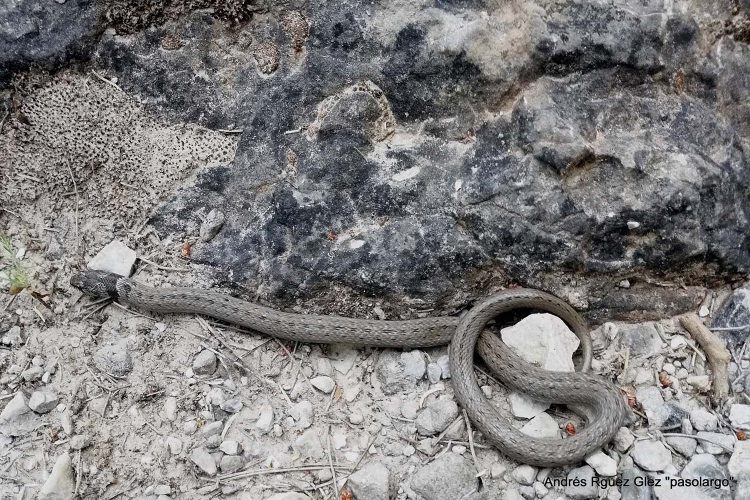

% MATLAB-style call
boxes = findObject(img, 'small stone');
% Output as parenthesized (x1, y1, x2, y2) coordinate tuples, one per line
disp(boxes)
(501, 313, 579, 371)
(670, 336, 688, 350)
(21, 365, 44, 381)
(349, 412, 364, 425)
(220, 454, 244, 473)
(630, 440, 672, 471)
(452, 445, 466, 454)
(265, 494, 311, 500)
(686, 375, 711, 392)
(347, 461, 390, 500)
(520, 412, 559, 439)
(508, 392, 550, 419)
(426, 362, 442, 383)
(618, 279, 631, 288)
(480, 385, 492, 398)
(220, 440, 241, 455)
(183, 420, 198, 434)
(699, 305, 710, 317)
(490, 462, 507, 479)
(28, 390, 58, 414)
(730, 404, 750, 430)
(205, 434, 221, 449)
(190, 446, 217, 476)
(436, 355, 450, 379)
(666, 435, 697, 457)
(662, 363, 675, 375)
(565, 465, 598, 499)
(690, 408, 718, 431)
(220, 398, 243, 413)
(401, 351, 426, 379)
(201, 420, 223, 437)
(192, 350, 217, 376)
(729, 441, 750, 479)
(310, 376, 335, 393)
(256, 405, 274, 432)
(411, 453, 479, 500)
(38, 453, 75, 499)
(613, 427, 635, 452)
(154, 484, 171, 495)
(416, 399, 459, 435)
(200, 209, 226, 242)
(403, 444, 416, 456)
(87, 240, 137, 276)
(682, 453, 728, 481)
(585, 450, 617, 476)
(512, 465, 537, 485)
(615, 323, 663, 358)
(70, 435, 89, 450)
(627, 221, 640, 229)
(696, 431, 734, 454)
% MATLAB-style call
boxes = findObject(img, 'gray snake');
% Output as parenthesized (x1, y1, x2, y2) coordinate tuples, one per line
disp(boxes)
(71, 270, 629, 467)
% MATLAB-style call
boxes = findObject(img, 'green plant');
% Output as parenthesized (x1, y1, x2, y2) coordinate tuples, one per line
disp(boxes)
(0, 234, 29, 293)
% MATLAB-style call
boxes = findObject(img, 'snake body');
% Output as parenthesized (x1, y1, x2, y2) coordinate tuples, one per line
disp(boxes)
(71, 270, 629, 466)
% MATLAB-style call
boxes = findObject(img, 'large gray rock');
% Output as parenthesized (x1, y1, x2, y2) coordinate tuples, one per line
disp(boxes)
(88, 1, 749, 323)
(0, 0, 99, 86)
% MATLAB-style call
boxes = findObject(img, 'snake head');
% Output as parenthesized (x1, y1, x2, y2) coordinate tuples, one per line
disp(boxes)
(70, 270, 126, 299)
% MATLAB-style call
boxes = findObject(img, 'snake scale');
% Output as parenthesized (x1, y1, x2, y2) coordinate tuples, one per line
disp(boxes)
(71, 270, 629, 467)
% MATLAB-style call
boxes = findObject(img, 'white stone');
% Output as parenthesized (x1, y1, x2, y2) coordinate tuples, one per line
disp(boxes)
(265, 494, 311, 500)
(613, 427, 635, 452)
(508, 392, 550, 419)
(686, 375, 711, 391)
(630, 440, 672, 471)
(310, 376, 335, 393)
(585, 450, 617, 476)
(520, 412, 559, 439)
(416, 399, 459, 435)
(190, 447, 217, 476)
(401, 351, 426, 379)
(627, 221, 640, 229)
(512, 465, 537, 485)
(347, 461, 390, 500)
(87, 240, 137, 277)
(696, 431, 735, 454)
(690, 408, 718, 431)
(38, 453, 75, 499)
(28, 390, 58, 414)
(436, 354, 451, 379)
(670, 335, 688, 350)
(426, 362, 442, 383)
(256, 405, 274, 432)
(501, 313, 579, 372)
(220, 440, 241, 455)
(730, 404, 750, 430)
(192, 350, 217, 376)
(729, 441, 750, 479)
(349, 412, 364, 425)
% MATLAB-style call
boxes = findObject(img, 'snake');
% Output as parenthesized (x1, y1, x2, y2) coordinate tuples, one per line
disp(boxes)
(71, 270, 630, 467)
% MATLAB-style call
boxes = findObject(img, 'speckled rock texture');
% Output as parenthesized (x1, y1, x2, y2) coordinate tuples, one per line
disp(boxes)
(3, 0, 750, 321)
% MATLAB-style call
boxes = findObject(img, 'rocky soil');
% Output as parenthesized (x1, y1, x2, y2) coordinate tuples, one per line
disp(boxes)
(1, 0, 750, 499)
